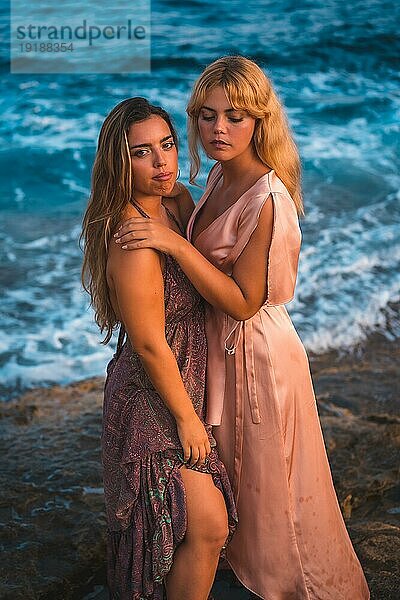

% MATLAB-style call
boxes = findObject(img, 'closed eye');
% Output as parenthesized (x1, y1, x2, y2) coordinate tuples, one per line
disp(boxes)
(200, 112, 244, 123)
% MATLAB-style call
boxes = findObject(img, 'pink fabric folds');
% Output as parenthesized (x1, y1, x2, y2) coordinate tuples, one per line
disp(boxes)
(186, 163, 370, 600)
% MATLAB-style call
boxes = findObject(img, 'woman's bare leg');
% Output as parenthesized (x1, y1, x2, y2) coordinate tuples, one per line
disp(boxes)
(165, 466, 229, 600)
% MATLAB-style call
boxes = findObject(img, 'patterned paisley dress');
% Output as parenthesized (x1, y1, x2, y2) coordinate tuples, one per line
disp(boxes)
(102, 205, 237, 600)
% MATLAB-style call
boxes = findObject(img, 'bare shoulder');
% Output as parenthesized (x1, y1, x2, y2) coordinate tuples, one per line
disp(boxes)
(107, 242, 162, 289)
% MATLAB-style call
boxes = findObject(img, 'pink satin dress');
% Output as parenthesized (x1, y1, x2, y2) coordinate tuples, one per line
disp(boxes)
(186, 163, 369, 600)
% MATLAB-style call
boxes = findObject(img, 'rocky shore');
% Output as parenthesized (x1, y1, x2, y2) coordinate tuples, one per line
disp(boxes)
(1, 332, 399, 600)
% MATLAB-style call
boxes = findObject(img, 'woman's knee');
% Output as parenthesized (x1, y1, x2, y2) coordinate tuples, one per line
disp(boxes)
(203, 508, 229, 548)
(180, 468, 229, 548)
(187, 507, 229, 549)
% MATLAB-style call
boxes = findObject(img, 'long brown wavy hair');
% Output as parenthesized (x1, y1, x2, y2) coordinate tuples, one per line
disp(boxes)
(80, 97, 178, 344)
(187, 55, 304, 215)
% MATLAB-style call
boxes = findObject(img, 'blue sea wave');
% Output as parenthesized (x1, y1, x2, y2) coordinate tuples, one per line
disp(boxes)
(1, 0, 399, 397)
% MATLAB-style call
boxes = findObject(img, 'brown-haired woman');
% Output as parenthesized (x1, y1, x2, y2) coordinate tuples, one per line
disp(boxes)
(115, 58, 370, 599)
(81, 97, 237, 600)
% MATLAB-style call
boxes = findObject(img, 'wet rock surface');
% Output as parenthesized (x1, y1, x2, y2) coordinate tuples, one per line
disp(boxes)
(1, 333, 399, 599)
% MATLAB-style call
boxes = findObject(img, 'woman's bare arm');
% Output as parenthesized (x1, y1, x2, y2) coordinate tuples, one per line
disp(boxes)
(115, 196, 273, 321)
(175, 198, 272, 319)
(109, 246, 211, 465)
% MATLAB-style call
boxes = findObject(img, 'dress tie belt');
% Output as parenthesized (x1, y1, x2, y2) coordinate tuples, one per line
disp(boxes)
(224, 319, 261, 425)
(224, 318, 261, 501)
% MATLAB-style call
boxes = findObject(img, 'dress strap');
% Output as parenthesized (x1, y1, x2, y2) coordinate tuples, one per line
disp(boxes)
(129, 198, 183, 234)
(129, 199, 150, 219)
(163, 204, 184, 234)
(115, 324, 126, 359)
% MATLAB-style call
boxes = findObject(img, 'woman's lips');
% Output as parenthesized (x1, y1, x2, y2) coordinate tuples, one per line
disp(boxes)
(153, 172, 173, 181)
(210, 140, 230, 149)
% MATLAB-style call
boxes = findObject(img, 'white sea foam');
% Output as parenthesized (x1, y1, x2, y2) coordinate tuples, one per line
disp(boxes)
(1, 0, 399, 394)
(1, 173, 399, 395)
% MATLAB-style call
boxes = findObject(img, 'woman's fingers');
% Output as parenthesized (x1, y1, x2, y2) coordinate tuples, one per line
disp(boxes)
(205, 439, 212, 457)
(183, 443, 191, 464)
(114, 217, 150, 238)
(177, 420, 211, 468)
(121, 242, 149, 250)
(188, 441, 210, 468)
(115, 230, 147, 245)
(115, 223, 151, 242)
(114, 218, 135, 236)
(188, 447, 200, 467)
(196, 446, 207, 468)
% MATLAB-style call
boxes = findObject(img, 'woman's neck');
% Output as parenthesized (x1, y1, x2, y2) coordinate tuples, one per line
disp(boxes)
(124, 194, 164, 220)
(220, 151, 269, 188)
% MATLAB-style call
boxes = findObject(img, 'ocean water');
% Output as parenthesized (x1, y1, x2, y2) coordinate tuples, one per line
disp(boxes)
(1, 0, 399, 398)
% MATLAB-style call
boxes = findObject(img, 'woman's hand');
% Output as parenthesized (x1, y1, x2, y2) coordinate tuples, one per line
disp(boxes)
(176, 412, 212, 468)
(114, 218, 185, 256)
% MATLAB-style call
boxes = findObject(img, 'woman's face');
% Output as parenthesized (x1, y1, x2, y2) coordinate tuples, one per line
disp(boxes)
(197, 86, 256, 162)
(128, 115, 178, 199)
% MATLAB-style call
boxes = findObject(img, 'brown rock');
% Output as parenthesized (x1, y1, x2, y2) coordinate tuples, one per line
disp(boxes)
(1, 332, 399, 599)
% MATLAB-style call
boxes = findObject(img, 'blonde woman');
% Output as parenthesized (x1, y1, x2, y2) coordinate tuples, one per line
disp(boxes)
(115, 58, 370, 599)
(81, 97, 237, 600)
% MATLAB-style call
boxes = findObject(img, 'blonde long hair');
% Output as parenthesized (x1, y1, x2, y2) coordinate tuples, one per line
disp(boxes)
(187, 55, 304, 215)
(80, 98, 178, 344)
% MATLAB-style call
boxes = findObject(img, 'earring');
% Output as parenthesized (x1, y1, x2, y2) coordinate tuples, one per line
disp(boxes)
(176, 169, 181, 180)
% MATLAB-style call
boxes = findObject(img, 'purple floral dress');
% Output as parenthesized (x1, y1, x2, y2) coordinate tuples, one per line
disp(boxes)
(102, 209, 237, 600)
